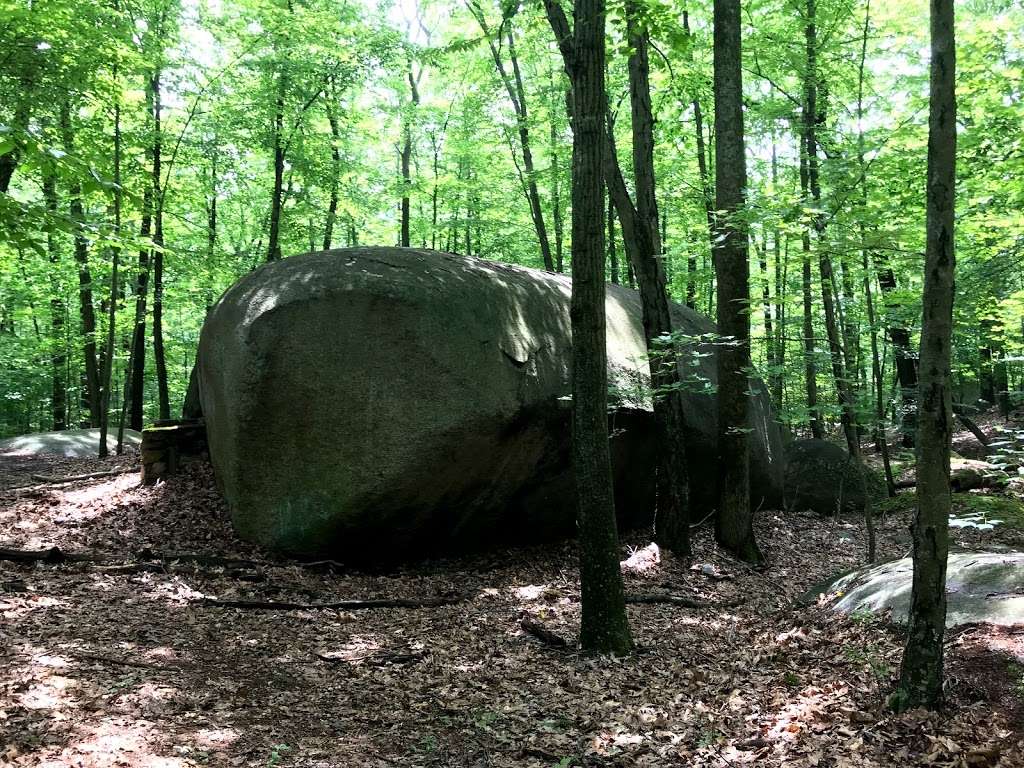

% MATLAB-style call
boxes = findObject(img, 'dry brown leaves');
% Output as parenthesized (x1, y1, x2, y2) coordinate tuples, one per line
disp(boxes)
(1, 452, 1022, 767)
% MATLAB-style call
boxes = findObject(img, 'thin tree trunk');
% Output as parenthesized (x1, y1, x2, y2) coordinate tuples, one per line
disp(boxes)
(324, 87, 341, 250)
(267, 70, 287, 261)
(59, 101, 101, 427)
(855, 0, 894, 497)
(684, 10, 714, 311)
(98, 76, 123, 457)
(550, 86, 565, 272)
(801, 148, 822, 439)
(43, 173, 67, 431)
(400, 62, 419, 248)
(894, 0, 955, 711)
(877, 263, 919, 445)
(623, 2, 691, 556)
(608, 193, 619, 284)
(566, 0, 633, 657)
(151, 68, 169, 421)
(713, 0, 761, 563)
(469, 2, 554, 271)
(805, 0, 857, 455)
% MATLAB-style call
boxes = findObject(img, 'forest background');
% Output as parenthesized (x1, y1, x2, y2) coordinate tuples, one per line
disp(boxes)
(0, 0, 1021, 440)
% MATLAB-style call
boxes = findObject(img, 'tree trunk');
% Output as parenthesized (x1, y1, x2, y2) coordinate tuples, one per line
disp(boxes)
(805, 0, 858, 454)
(59, 101, 101, 427)
(324, 89, 341, 250)
(469, 3, 554, 271)
(98, 82, 122, 458)
(151, 68, 170, 421)
(878, 263, 919, 445)
(267, 71, 287, 261)
(683, 10, 714, 312)
(712, 0, 761, 564)
(567, 0, 633, 657)
(894, 0, 955, 712)
(400, 63, 419, 249)
(607, 193, 618, 284)
(550, 90, 565, 273)
(590, 0, 691, 557)
(42, 173, 67, 431)
(800, 166, 822, 439)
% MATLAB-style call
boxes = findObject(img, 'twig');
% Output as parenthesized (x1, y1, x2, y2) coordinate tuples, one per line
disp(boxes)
(520, 617, 568, 647)
(625, 592, 741, 609)
(201, 594, 470, 611)
(70, 652, 183, 671)
(28, 467, 137, 484)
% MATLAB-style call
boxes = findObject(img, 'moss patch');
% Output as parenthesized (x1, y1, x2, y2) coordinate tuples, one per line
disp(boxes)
(873, 489, 1024, 530)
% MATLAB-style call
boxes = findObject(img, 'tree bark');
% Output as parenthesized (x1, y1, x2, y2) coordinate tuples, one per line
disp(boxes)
(799, 142, 823, 439)
(607, 193, 619, 284)
(894, 0, 955, 712)
(804, 0, 857, 455)
(712, 0, 761, 563)
(151, 68, 170, 421)
(98, 81, 122, 458)
(877, 263, 919, 445)
(42, 172, 67, 431)
(684, 10, 715, 311)
(59, 101, 101, 427)
(267, 68, 287, 261)
(400, 62, 419, 248)
(324, 85, 341, 250)
(568, 0, 633, 657)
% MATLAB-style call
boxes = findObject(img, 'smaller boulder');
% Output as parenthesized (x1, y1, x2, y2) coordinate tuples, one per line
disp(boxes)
(805, 551, 1024, 627)
(783, 438, 885, 515)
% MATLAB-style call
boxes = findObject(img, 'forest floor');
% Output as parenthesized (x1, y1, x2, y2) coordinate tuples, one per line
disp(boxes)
(2, 432, 1024, 767)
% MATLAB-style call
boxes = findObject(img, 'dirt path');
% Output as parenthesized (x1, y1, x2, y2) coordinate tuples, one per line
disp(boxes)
(2, 455, 1023, 767)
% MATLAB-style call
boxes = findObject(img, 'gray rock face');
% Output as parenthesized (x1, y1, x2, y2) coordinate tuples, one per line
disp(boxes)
(197, 247, 784, 561)
(806, 551, 1024, 627)
(783, 439, 886, 515)
(0, 428, 143, 458)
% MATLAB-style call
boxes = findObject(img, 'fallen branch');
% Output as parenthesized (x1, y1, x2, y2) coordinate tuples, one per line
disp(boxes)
(70, 652, 184, 671)
(520, 617, 568, 647)
(0, 546, 308, 575)
(956, 412, 992, 450)
(28, 467, 137, 485)
(0, 546, 93, 564)
(622, 593, 729, 610)
(315, 648, 427, 666)
(201, 594, 469, 611)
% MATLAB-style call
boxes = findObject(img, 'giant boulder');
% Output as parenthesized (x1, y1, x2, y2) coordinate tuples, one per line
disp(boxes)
(197, 247, 784, 561)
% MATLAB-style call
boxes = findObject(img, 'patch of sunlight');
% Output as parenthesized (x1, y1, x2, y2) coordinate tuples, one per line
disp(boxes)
(764, 684, 846, 743)
(621, 543, 660, 574)
(150, 577, 208, 604)
(17, 675, 76, 710)
(512, 584, 550, 601)
(59, 474, 137, 509)
(53, 717, 190, 768)
(1, 594, 65, 620)
(31, 652, 72, 668)
(192, 728, 239, 749)
(317, 633, 383, 663)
